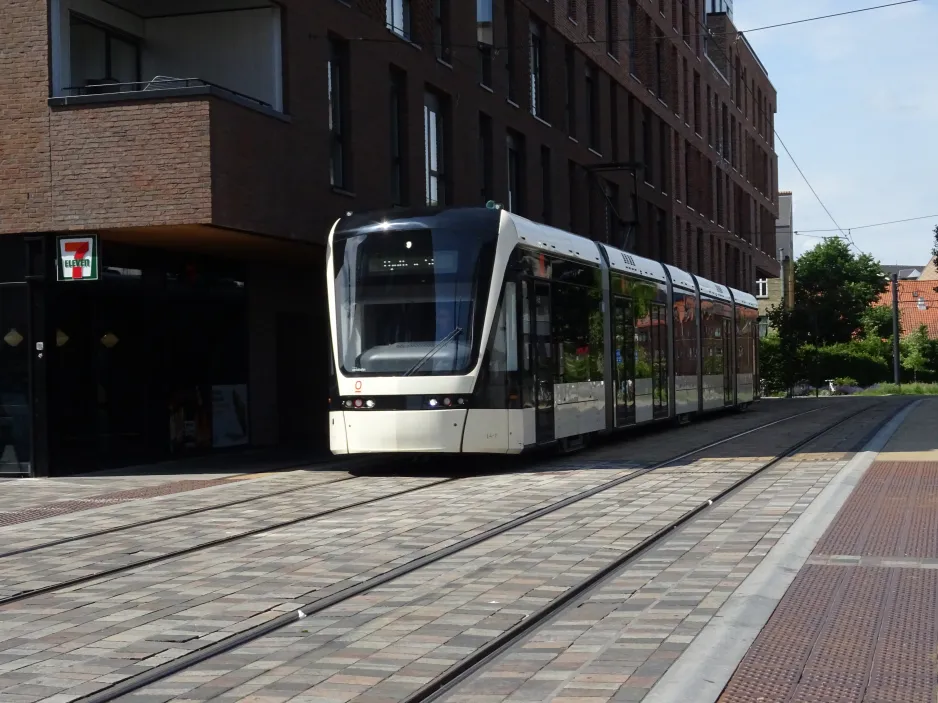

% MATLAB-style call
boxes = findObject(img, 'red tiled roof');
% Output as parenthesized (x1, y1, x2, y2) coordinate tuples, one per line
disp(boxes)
(875, 280, 938, 339)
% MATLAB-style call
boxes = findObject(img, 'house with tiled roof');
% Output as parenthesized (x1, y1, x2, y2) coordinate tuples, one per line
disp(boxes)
(875, 278, 938, 339)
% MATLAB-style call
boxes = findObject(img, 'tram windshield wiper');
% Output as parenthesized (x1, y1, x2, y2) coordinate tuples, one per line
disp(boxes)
(403, 327, 463, 377)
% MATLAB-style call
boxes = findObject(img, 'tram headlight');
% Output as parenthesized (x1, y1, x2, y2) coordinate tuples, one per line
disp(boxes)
(365, 399, 375, 408)
(457, 397, 467, 406)
(354, 399, 363, 408)
(443, 397, 452, 407)
(428, 398, 439, 408)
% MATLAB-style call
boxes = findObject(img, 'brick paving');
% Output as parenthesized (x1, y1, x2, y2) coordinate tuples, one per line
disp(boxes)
(716, 399, 938, 703)
(0, 471, 354, 556)
(0, 397, 889, 703)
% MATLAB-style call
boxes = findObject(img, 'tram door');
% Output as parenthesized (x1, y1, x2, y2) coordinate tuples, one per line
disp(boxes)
(722, 317, 734, 404)
(613, 296, 635, 426)
(532, 282, 555, 443)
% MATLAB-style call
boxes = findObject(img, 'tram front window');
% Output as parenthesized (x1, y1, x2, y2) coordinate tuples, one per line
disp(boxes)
(333, 221, 497, 376)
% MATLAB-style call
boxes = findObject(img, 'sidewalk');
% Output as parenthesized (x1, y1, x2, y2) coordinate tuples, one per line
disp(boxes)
(656, 397, 938, 703)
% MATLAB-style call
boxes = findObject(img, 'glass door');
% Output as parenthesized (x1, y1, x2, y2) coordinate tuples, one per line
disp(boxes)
(532, 281, 554, 443)
(0, 286, 30, 475)
(722, 317, 734, 404)
(613, 295, 635, 427)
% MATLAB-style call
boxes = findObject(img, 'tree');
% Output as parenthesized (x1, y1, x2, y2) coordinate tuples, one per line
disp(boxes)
(902, 324, 931, 382)
(932, 224, 938, 262)
(861, 304, 897, 341)
(790, 238, 888, 346)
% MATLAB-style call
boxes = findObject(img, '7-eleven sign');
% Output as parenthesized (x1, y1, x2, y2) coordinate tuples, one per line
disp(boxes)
(57, 235, 99, 282)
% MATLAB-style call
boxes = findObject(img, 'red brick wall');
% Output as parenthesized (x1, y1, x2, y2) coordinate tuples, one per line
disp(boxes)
(0, 0, 52, 234)
(0, 0, 780, 289)
(49, 101, 213, 230)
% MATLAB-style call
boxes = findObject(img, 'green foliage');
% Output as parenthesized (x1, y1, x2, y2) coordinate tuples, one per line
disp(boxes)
(789, 238, 888, 346)
(832, 377, 858, 387)
(860, 305, 896, 341)
(902, 324, 931, 381)
(856, 383, 938, 397)
(932, 224, 938, 261)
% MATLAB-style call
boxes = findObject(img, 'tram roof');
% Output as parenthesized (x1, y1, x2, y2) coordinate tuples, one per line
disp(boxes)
(729, 287, 759, 309)
(665, 265, 696, 292)
(504, 212, 603, 266)
(694, 275, 733, 303)
(600, 244, 668, 284)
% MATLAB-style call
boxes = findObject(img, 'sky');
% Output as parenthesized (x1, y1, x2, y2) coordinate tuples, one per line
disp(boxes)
(733, 0, 938, 266)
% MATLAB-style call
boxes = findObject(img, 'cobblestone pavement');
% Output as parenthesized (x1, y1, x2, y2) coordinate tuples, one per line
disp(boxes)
(0, 471, 354, 552)
(0, 398, 890, 703)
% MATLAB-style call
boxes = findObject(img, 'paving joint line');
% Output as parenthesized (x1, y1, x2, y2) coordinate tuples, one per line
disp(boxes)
(67, 405, 831, 703)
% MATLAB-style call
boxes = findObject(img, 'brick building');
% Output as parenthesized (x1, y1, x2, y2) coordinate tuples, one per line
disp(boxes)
(0, 0, 779, 476)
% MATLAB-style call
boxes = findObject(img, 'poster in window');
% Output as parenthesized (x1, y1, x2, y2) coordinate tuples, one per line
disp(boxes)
(212, 384, 249, 448)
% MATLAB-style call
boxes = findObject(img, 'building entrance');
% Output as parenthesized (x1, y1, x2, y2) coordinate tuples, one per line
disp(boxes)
(46, 242, 248, 474)
(0, 285, 30, 475)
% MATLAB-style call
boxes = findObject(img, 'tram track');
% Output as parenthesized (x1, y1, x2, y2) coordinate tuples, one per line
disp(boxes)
(0, 405, 822, 607)
(402, 400, 900, 703)
(0, 474, 361, 560)
(62, 403, 855, 703)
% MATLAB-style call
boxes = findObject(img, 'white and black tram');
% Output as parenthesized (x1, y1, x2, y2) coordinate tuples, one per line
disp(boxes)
(327, 206, 758, 455)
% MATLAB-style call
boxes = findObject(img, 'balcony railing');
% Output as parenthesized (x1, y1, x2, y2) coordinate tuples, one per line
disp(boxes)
(60, 77, 272, 109)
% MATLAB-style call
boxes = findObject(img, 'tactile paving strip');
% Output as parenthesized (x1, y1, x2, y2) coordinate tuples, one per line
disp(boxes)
(0, 476, 252, 527)
(718, 460, 938, 703)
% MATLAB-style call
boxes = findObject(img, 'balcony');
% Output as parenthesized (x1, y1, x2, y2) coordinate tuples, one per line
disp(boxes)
(49, 0, 284, 115)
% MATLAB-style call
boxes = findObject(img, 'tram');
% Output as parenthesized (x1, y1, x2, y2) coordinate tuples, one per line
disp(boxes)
(327, 206, 758, 455)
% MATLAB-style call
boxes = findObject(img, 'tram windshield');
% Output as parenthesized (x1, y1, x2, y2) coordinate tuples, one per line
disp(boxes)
(332, 216, 498, 376)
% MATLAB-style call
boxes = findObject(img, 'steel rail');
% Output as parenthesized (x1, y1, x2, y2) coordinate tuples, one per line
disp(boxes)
(69, 405, 830, 703)
(403, 401, 901, 702)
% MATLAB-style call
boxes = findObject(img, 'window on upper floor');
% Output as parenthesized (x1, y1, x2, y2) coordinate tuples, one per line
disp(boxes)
(756, 278, 768, 298)
(328, 37, 350, 190)
(607, 0, 619, 58)
(507, 131, 525, 214)
(477, 0, 493, 87)
(434, 0, 451, 63)
(57, 5, 285, 113)
(424, 90, 447, 206)
(387, 0, 411, 39)
(565, 45, 577, 137)
(585, 63, 599, 150)
(390, 67, 407, 205)
(529, 20, 545, 118)
(479, 112, 493, 205)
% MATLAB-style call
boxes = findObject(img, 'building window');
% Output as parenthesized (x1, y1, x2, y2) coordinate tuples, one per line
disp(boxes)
(658, 207, 669, 263)
(506, 1, 517, 102)
(68, 16, 141, 88)
(434, 0, 451, 63)
(742, 68, 748, 116)
(541, 146, 552, 224)
(478, 0, 493, 87)
(693, 71, 701, 134)
(587, 0, 596, 37)
(568, 160, 578, 232)
(706, 86, 713, 145)
(603, 181, 619, 244)
(585, 63, 599, 149)
(568, 0, 576, 21)
(628, 0, 637, 72)
(390, 68, 406, 205)
(424, 91, 446, 206)
(387, 0, 411, 39)
(642, 107, 652, 183)
(328, 38, 349, 189)
(610, 82, 619, 160)
(565, 46, 576, 137)
(607, 0, 618, 58)
(529, 21, 544, 118)
(479, 113, 493, 204)
(659, 123, 668, 193)
(654, 31, 663, 97)
(507, 132, 524, 214)
(756, 278, 768, 298)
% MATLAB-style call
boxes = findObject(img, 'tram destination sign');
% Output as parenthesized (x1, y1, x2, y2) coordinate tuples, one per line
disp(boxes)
(56, 235, 99, 282)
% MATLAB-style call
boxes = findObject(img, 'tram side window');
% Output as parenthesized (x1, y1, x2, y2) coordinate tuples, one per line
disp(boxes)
(736, 307, 754, 376)
(551, 281, 603, 383)
(481, 282, 519, 407)
(701, 304, 724, 375)
(673, 294, 697, 378)
(652, 305, 668, 410)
